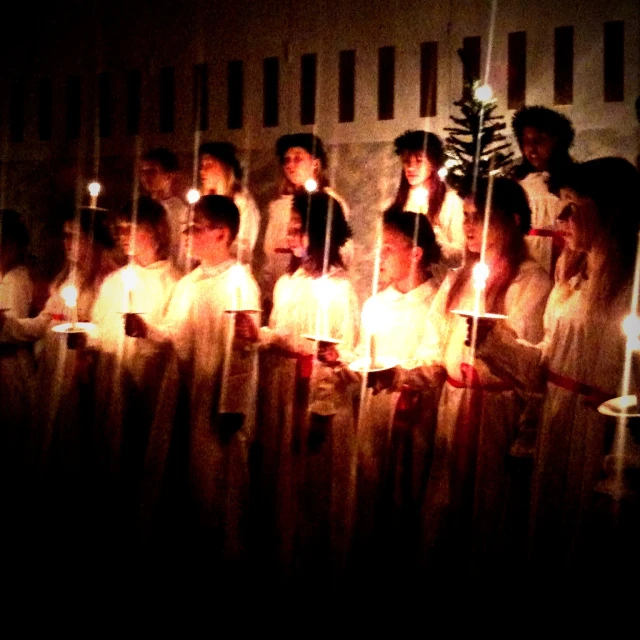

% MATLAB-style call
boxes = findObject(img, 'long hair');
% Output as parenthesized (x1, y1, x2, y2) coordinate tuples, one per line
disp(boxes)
(276, 133, 329, 196)
(555, 157, 640, 306)
(292, 191, 352, 276)
(446, 178, 531, 314)
(0, 209, 29, 271)
(392, 130, 447, 226)
(119, 196, 171, 261)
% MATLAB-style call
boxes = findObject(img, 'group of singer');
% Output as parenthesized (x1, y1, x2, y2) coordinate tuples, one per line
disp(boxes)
(0, 104, 639, 580)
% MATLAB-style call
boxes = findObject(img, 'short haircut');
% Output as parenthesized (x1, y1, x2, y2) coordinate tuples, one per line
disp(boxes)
(119, 196, 171, 260)
(194, 195, 240, 243)
(383, 208, 441, 269)
(198, 141, 243, 181)
(292, 191, 352, 271)
(142, 147, 180, 173)
(512, 106, 575, 151)
(276, 133, 328, 169)
(393, 130, 445, 169)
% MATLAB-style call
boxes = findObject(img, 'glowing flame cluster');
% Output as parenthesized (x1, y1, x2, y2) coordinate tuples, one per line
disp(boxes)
(61, 284, 78, 309)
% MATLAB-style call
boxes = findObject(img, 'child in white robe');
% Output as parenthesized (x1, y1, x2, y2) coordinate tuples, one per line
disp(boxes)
(477, 158, 640, 574)
(257, 190, 358, 576)
(352, 208, 443, 570)
(133, 195, 260, 560)
(511, 106, 575, 276)
(90, 197, 180, 519)
(415, 178, 551, 571)
(390, 130, 465, 275)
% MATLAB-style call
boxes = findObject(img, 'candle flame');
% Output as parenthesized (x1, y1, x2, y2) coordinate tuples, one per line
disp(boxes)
(304, 178, 318, 193)
(122, 264, 138, 293)
(623, 314, 640, 350)
(61, 284, 78, 308)
(437, 167, 448, 179)
(474, 84, 493, 102)
(472, 262, 490, 291)
(88, 182, 102, 197)
(187, 188, 201, 205)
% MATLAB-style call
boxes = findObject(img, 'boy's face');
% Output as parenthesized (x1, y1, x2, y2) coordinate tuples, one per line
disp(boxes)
(283, 147, 318, 187)
(189, 211, 229, 260)
(521, 126, 557, 172)
(140, 160, 172, 196)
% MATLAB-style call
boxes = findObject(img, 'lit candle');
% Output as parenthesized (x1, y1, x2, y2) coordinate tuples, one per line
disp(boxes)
(472, 261, 490, 316)
(369, 332, 377, 369)
(413, 186, 429, 215)
(186, 188, 201, 205)
(304, 178, 318, 193)
(122, 264, 137, 313)
(61, 283, 79, 328)
(88, 181, 101, 209)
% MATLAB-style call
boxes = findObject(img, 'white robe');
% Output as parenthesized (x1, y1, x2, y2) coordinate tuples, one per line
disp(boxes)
(257, 266, 359, 572)
(478, 272, 637, 567)
(0, 265, 35, 474)
(354, 278, 442, 560)
(419, 259, 551, 563)
(233, 189, 261, 265)
(144, 259, 260, 556)
(160, 195, 190, 272)
(519, 172, 563, 275)
(91, 260, 181, 484)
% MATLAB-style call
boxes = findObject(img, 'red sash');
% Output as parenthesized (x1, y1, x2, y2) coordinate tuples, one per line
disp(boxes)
(546, 369, 614, 409)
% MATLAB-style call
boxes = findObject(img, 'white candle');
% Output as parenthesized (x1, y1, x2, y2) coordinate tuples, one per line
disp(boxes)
(369, 332, 377, 369)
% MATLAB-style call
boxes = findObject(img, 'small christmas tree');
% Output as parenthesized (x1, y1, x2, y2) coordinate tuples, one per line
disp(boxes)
(444, 48, 514, 192)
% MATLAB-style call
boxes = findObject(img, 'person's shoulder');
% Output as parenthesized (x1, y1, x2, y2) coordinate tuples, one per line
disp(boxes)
(517, 258, 552, 289)
(6, 264, 32, 284)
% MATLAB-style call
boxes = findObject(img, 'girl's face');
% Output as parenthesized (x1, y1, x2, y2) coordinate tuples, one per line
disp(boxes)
(283, 147, 318, 187)
(557, 187, 598, 253)
(200, 155, 232, 195)
(63, 221, 92, 265)
(117, 221, 158, 265)
(286, 210, 308, 257)
(401, 150, 434, 187)
(462, 198, 510, 256)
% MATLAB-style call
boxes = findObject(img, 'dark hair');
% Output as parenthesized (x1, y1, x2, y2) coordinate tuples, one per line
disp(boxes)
(62, 207, 114, 249)
(292, 191, 352, 274)
(392, 130, 447, 227)
(0, 209, 29, 268)
(383, 208, 441, 271)
(446, 178, 532, 314)
(119, 196, 171, 261)
(276, 133, 328, 169)
(194, 195, 240, 243)
(198, 141, 243, 182)
(142, 147, 180, 173)
(555, 157, 640, 294)
(511, 106, 575, 180)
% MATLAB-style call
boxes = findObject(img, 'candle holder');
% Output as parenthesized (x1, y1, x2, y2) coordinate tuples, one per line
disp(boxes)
(598, 395, 640, 418)
(302, 334, 341, 365)
(348, 355, 399, 388)
(52, 321, 96, 349)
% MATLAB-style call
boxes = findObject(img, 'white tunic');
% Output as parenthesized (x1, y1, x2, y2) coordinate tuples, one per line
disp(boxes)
(160, 195, 190, 272)
(233, 189, 261, 265)
(144, 259, 260, 555)
(519, 172, 562, 275)
(479, 272, 636, 566)
(419, 259, 551, 561)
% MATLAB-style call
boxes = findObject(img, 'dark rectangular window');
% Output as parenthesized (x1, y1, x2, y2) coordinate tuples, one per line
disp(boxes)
(378, 46, 395, 121)
(9, 78, 25, 143)
(66, 75, 82, 140)
(159, 67, 175, 133)
(338, 50, 355, 123)
(604, 21, 624, 102)
(126, 70, 141, 136)
(554, 26, 574, 105)
(420, 41, 438, 117)
(300, 53, 317, 125)
(227, 60, 244, 130)
(462, 36, 481, 99)
(507, 31, 527, 109)
(193, 63, 209, 131)
(263, 57, 279, 128)
(98, 72, 111, 138)
(38, 78, 53, 141)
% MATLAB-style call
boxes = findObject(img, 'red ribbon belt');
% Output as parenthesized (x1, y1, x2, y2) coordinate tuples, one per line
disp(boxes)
(446, 362, 513, 392)
(546, 369, 614, 408)
(268, 345, 314, 380)
(392, 385, 423, 431)
(528, 228, 564, 244)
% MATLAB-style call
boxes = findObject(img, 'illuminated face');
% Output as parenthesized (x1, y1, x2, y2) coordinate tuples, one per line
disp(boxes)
(63, 221, 92, 264)
(286, 210, 307, 257)
(557, 188, 597, 253)
(117, 221, 158, 264)
(140, 160, 171, 197)
(200, 155, 232, 195)
(401, 150, 434, 187)
(462, 198, 508, 256)
(283, 147, 318, 188)
(521, 126, 557, 172)
(379, 226, 414, 288)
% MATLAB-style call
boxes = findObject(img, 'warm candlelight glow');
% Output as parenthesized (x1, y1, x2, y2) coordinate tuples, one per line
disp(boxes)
(304, 178, 318, 193)
(474, 84, 493, 102)
(622, 314, 640, 350)
(187, 188, 201, 205)
(472, 261, 490, 291)
(122, 264, 138, 293)
(413, 186, 429, 211)
(437, 167, 448, 179)
(88, 182, 102, 197)
(61, 284, 79, 308)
